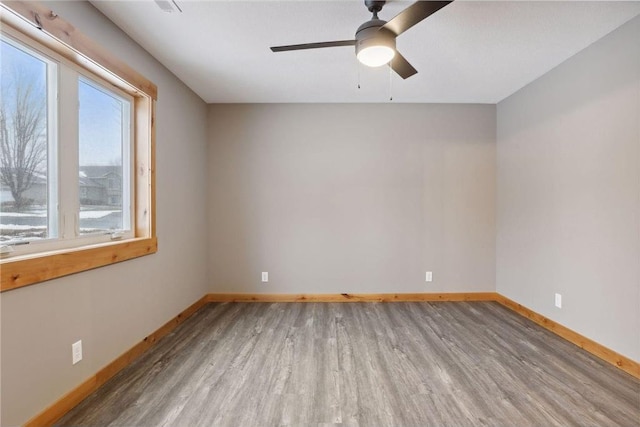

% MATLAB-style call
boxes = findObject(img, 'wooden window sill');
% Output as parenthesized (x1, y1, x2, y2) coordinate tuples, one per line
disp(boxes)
(0, 237, 158, 292)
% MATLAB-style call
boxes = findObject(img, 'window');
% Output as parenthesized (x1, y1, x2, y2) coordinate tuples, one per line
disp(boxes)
(0, 3, 157, 291)
(0, 37, 56, 243)
(78, 78, 133, 236)
(0, 33, 134, 252)
(1, 36, 135, 249)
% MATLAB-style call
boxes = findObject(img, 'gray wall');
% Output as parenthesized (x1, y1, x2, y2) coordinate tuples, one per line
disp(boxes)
(496, 16, 640, 361)
(207, 104, 496, 294)
(0, 2, 210, 425)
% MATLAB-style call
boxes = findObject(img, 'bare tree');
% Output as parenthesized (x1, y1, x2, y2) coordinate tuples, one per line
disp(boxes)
(0, 72, 46, 211)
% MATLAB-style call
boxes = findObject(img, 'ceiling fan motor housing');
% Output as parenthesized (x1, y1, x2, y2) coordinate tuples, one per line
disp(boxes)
(355, 19, 396, 60)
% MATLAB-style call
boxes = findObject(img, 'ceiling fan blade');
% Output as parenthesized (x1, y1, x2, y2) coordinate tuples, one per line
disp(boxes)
(390, 52, 417, 79)
(270, 40, 356, 52)
(382, 1, 452, 36)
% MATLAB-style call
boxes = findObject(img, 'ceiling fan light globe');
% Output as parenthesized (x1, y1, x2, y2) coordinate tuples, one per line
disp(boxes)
(357, 46, 395, 67)
(355, 23, 396, 68)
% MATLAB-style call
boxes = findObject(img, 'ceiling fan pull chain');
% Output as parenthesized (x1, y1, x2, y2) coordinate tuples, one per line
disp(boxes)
(357, 61, 361, 89)
(388, 62, 393, 101)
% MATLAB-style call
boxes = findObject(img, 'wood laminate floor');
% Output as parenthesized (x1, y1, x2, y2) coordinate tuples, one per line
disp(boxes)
(58, 302, 640, 426)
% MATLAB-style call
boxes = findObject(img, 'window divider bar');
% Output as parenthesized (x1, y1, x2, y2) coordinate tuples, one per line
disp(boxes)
(57, 65, 79, 240)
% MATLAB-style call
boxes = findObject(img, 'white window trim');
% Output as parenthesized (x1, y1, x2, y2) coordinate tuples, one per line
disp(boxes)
(1, 27, 136, 257)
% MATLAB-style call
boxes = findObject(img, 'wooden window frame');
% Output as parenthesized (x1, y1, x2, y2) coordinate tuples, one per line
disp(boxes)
(0, 1, 157, 292)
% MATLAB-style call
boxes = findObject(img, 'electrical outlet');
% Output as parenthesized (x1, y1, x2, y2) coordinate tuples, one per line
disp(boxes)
(72, 340, 83, 365)
(261, 272, 268, 282)
(555, 293, 562, 309)
(425, 271, 433, 282)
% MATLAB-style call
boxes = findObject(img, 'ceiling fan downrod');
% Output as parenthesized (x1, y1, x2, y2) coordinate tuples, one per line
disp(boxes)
(365, 0, 386, 19)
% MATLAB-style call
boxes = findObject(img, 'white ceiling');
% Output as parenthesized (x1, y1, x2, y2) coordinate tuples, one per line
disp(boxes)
(90, 1, 640, 104)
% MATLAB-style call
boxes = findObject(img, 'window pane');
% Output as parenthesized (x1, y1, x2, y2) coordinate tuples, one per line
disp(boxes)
(0, 38, 53, 243)
(78, 78, 131, 235)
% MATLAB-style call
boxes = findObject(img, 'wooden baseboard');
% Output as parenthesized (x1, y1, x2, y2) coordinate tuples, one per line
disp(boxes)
(494, 294, 640, 379)
(24, 295, 209, 427)
(206, 292, 498, 303)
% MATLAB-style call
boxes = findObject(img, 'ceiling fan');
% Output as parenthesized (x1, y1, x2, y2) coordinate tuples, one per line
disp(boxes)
(270, 1, 452, 79)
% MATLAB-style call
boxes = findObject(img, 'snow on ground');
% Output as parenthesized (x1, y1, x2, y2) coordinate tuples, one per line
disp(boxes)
(0, 224, 47, 230)
(0, 210, 118, 219)
(79, 210, 118, 219)
(0, 211, 48, 218)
